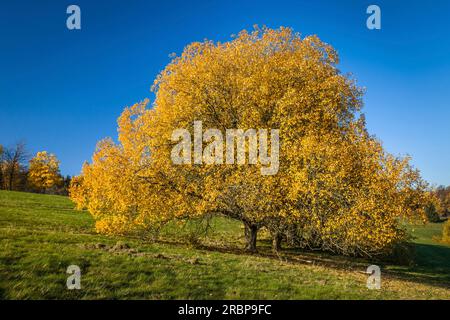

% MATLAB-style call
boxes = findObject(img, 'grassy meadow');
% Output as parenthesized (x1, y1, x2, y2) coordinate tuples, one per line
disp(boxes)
(0, 190, 449, 299)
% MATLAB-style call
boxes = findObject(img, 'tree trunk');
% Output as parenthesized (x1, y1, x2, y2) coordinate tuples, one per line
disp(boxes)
(272, 232, 282, 252)
(8, 166, 14, 191)
(244, 223, 258, 252)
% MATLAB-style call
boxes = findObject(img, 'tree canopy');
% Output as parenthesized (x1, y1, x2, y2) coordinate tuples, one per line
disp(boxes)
(70, 27, 430, 257)
(28, 151, 62, 193)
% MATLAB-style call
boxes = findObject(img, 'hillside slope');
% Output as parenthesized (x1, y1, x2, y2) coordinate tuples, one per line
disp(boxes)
(0, 191, 449, 299)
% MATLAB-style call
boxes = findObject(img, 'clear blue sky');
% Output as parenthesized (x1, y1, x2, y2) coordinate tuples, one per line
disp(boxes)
(1, 0, 449, 186)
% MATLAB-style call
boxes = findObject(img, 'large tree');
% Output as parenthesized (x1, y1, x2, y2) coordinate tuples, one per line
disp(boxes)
(71, 27, 430, 256)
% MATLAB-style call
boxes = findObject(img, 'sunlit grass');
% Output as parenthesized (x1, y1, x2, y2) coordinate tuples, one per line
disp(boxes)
(0, 190, 449, 299)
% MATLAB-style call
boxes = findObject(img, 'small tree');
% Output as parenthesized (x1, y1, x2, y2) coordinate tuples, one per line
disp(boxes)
(425, 203, 441, 223)
(3, 142, 28, 191)
(442, 220, 450, 243)
(28, 151, 62, 193)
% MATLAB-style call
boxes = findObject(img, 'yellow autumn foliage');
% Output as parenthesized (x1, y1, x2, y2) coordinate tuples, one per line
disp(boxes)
(28, 151, 62, 193)
(70, 27, 430, 257)
(68, 175, 88, 210)
(442, 220, 450, 243)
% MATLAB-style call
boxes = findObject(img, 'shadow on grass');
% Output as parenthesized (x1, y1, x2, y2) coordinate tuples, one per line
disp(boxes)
(194, 240, 450, 291)
(383, 243, 450, 288)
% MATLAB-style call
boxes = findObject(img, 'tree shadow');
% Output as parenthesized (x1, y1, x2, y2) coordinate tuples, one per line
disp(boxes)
(195, 240, 450, 291)
(384, 243, 450, 287)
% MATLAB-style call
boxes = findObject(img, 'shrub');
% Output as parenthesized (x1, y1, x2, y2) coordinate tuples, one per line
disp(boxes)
(442, 220, 450, 243)
(425, 203, 441, 223)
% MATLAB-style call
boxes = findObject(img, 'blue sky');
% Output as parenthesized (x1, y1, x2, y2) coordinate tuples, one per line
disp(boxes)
(1, 0, 449, 185)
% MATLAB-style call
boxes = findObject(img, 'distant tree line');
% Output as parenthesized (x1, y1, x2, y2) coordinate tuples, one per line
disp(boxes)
(0, 142, 71, 195)
(426, 186, 450, 222)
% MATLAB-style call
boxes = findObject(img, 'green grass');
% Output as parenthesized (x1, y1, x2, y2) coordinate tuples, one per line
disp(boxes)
(0, 190, 449, 299)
